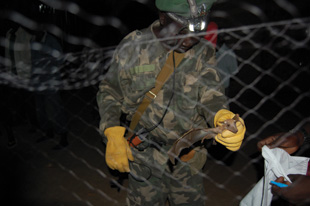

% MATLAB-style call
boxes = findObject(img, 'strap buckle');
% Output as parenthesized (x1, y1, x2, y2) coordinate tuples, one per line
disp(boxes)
(147, 90, 157, 99)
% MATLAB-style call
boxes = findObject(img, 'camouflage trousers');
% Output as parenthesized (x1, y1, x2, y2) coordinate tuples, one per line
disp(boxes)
(127, 146, 207, 206)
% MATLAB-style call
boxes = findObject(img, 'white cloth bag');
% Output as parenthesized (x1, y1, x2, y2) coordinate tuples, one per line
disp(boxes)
(240, 146, 309, 206)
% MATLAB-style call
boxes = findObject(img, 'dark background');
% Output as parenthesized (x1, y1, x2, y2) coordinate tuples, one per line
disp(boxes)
(1, 0, 310, 50)
(0, 1, 310, 205)
(1, 0, 310, 167)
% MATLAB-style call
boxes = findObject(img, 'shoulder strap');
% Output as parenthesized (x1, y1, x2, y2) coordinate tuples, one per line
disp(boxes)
(126, 51, 185, 138)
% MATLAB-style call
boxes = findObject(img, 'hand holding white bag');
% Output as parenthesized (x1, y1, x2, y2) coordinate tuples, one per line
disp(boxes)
(240, 146, 309, 206)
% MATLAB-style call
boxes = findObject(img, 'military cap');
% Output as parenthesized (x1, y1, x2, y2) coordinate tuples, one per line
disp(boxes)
(155, 0, 217, 18)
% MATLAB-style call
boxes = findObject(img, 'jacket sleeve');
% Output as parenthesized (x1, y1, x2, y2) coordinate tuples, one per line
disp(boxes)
(197, 49, 228, 127)
(96, 53, 124, 137)
(96, 29, 147, 139)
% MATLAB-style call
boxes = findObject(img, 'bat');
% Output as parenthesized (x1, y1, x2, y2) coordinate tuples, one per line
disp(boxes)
(168, 114, 241, 165)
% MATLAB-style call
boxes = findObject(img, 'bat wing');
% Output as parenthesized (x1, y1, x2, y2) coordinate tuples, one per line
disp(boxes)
(168, 129, 214, 165)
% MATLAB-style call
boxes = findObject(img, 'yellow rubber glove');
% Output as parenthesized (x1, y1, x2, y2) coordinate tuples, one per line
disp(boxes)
(214, 109, 246, 151)
(104, 126, 134, 172)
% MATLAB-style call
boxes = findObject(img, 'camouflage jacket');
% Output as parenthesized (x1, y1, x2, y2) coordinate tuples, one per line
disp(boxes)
(97, 20, 228, 146)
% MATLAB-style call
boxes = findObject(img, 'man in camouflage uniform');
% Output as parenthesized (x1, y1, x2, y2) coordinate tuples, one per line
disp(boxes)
(97, 0, 246, 205)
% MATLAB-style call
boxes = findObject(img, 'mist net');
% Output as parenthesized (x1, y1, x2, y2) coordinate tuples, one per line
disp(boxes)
(0, 0, 309, 205)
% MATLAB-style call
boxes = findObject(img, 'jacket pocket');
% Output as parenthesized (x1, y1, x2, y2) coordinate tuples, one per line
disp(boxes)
(129, 64, 156, 91)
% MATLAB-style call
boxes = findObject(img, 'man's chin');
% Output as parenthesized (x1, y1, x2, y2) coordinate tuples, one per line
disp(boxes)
(174, 47, 189, 53)
(163, 44, 189, 53)
(161, 41, 193, 53)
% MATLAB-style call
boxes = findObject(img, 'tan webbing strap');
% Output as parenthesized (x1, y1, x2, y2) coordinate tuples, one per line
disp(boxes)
(126, 51, 185, 138)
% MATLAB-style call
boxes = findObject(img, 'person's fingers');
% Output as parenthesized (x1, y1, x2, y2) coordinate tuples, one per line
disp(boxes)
(257, 135, 278, 151)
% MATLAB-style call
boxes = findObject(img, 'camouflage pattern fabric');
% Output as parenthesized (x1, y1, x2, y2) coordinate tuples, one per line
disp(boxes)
(97, 20, 227, 144)
(127, 145, 207, 205)
(97, 20, 227, 205)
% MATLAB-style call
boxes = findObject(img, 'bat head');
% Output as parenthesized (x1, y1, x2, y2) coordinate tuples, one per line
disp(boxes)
(220, 114, 240, 134)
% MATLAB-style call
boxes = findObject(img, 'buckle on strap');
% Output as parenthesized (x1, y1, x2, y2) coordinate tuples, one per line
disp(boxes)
(147, 90, 157, 99)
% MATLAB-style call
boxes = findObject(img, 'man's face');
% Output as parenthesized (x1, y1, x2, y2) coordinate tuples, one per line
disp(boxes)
(159, 13, 201, 53)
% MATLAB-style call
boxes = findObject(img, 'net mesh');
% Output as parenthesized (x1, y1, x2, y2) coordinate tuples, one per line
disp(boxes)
(1, 0, 310, 205)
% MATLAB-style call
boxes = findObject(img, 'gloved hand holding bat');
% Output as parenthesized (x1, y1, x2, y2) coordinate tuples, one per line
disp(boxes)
(214, 109, 246, 151)
(168, 109, 246, 164)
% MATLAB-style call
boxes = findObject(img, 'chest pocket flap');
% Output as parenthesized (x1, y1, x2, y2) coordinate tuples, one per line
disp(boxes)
(129, 64, 156, 91)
